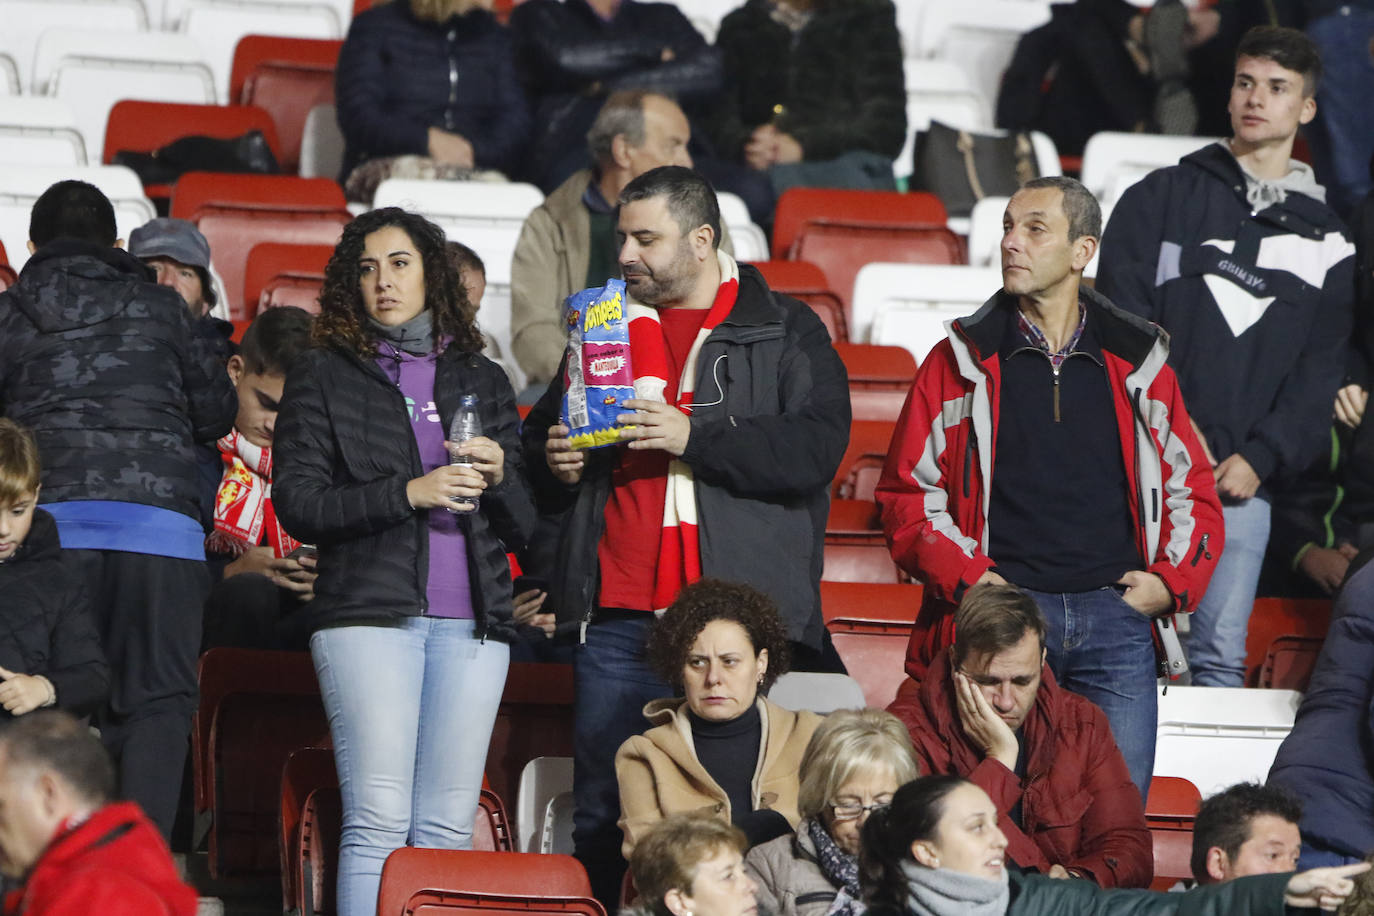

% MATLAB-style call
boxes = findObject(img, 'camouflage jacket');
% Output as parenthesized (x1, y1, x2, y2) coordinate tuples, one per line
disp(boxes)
(0, 240, 237, 522)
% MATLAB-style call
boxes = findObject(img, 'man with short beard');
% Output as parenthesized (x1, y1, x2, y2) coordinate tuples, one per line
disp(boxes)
(522, 166, 849, 906)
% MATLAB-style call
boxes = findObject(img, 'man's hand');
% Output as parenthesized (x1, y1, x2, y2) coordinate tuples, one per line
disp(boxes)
(1284, 862, 1369, 909)
(953, 670, 1019, 769)
(618, 399, 691, 456)
(1298, 543, 1359, 595)
(276, 554, 318, 600)
(406, 463, 485, 511)
(1116, 570, 1174, 617)
(773, 132, 804, 165)
(224, 545, 279, 580)
(427, 128, 475, 168)
(975, 570, 1008, 587)
(1046, 865, 1072, 880)
(744, 124, 779, 171)
(544, 424, 585, 485)
(1214, 453, 1261, 500)
(0, 668, 53, 716)
(513, 587, 555, 637)
(1335, 384, 1368, 430)
(450, 435, 504, 487)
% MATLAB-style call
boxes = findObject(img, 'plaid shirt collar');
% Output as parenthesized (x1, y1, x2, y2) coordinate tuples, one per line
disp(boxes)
(1017, 303, 1087, 371)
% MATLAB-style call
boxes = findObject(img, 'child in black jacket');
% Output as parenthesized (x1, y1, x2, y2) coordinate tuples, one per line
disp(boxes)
(0, 419, 107, 718)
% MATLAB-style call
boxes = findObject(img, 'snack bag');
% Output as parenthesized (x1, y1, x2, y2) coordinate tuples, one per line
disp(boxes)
(562, 279, 635, 449)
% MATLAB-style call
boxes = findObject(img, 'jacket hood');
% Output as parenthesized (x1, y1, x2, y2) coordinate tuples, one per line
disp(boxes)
(10, 508, 60, 566)
(1181, 142, 1334, 234)
(13, 240, 168, 333)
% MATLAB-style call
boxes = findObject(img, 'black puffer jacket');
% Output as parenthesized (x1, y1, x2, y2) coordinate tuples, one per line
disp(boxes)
(0, 240, 237, 522)
(336, 2, 531, 178)
(707, 0, 906, 164)
(509, 0, 723, 189)
(274, 343, 535, 638)
(521, 261, 850, 649)
(0, 509, 108, 717)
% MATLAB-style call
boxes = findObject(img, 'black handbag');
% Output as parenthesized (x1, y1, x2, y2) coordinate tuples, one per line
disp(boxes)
(113, 130, 280, 186)
(910, 121, 1039, 218)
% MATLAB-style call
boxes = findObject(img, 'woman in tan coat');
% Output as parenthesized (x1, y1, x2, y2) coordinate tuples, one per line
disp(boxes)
(615, 580, 823, 857)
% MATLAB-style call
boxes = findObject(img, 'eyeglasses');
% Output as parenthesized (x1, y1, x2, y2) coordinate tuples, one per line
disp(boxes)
(830, 801, 889, 821)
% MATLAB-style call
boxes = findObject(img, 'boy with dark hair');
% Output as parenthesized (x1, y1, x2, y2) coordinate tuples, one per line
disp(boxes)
(203, 306, 317, 650)
(0, 180, 237, 838)
(1191, 782, 1302, 884)
(0, 419, 107, 720)
(1097, 25, 1355, 688)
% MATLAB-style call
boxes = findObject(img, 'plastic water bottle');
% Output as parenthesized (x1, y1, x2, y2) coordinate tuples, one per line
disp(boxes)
(447, 394, 482, 515)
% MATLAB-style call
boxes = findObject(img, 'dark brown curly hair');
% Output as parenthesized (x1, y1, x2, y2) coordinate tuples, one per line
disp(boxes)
(646, 579, 791, 692)
(313, 207, 482, 357)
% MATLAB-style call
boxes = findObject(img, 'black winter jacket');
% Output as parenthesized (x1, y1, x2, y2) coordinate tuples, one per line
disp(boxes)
(509, 0, 723, 189)
(0, 509, 108, 718)
(707, 0, 906, 164)
(336, 2, 531, 178)
(274, 343, 535, 638)
(521, 262, 850, 649)
(1097, 142, 1355, 486)
(0, 241, 237, 523)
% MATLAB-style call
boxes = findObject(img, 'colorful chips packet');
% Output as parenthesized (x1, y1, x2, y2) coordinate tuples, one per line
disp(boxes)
(562, 279, 635, 450)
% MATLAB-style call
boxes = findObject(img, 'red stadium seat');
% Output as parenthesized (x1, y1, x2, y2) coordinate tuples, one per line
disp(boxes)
(171, 173, 350, 319)
(279, 747, 336, 912)
(102, 100, 281, 201)
(193, 648, 329, 878)
(774, 190, 963, 315)
(1145, 776, 1200, 828)
(823, 537, 907, 585)
(1245, 597, 1331, 686)
(837, 343, 915, 422)
(1150, 827, 1195, 891)
(0, 264, 15, 293)
(244, 242, 333, 317)
(1257, 634, 1324, 691)
(832, 418, 897, 498)
(297, 786, 340, 916)
(827, 498, 879, 535)
(377, 848, 603, 916)
(474, 788, 516, 852)
(821, 581, 921, 706)
(753, 259, 848, 343)
(231, 36, 341, 174)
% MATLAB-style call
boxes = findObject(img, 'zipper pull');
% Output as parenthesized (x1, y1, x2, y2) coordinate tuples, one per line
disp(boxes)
(1052, 369, 1061, 423)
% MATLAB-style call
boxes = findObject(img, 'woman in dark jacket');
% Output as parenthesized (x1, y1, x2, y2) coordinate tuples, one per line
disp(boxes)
(274, 207, 535, 916)
(335, 0, 531, 189)
(859, 776, 1366, 916)
(708, 0, 906, 192)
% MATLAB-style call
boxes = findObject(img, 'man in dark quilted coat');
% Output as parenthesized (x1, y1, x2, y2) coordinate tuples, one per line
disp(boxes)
(0, 181, 236, 839)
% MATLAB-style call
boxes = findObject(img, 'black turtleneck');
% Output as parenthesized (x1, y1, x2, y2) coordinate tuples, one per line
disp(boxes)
(688, 702, 791, 847)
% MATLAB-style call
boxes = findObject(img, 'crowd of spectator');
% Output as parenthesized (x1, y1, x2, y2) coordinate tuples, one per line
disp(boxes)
(3, 1, 1374, 914)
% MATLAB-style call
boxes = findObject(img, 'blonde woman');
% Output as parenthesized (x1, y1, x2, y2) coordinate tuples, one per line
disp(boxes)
(335, 0, 530, 192)
(745, 709, 919, 916)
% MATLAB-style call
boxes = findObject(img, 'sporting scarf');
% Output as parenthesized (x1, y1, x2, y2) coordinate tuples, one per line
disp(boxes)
(805, 817, 865, 916)
(626, 249, 739, 611)
(206, 431, 301, 559)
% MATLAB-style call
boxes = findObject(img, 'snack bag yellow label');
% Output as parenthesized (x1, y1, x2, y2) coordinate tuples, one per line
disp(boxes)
(562, 280, 634, 450)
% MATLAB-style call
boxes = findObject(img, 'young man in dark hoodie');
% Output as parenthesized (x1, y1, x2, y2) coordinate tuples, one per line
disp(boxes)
(0, 181, 237, 838)
(1096, 27, 1355, 687)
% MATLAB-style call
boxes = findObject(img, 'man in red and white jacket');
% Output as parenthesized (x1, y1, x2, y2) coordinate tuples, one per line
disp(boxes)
(877, 176, 1223, 802)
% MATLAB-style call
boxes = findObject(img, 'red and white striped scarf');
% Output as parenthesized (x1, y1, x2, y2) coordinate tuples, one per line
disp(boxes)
(206, 431, 301, 559)
(626, 250, 740, 610)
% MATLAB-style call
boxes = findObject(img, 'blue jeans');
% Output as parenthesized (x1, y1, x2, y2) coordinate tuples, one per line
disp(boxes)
(311, 618, 510, 916)
(1306, 8, 1374, 215)
(572, 614, 672, 907)
(1188, 497, 1270, 687)
(1025, 587, 1158, 802)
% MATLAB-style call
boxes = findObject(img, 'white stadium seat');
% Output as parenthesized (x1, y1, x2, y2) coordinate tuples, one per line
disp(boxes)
(1079, 131, 1223, 203)
(0, 0, 147, 94)
(716, 191, 768, 264)
(909, 0, 1051, 115)
(1152, 686, 1300, 797)
(853, 262, 1002, 357)
(299, 103, 345, 181)
(0, 97, 89, 167)
(967, 196, 1010, 267)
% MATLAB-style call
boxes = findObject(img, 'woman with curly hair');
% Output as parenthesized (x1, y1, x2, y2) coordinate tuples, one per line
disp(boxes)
(615, 579, 825, 859)
(273, 207, 535, 916)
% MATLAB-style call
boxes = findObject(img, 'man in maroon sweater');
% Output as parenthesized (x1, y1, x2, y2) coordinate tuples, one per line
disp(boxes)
(0, 710, 197, 916)
(889, 583, 1153, 888)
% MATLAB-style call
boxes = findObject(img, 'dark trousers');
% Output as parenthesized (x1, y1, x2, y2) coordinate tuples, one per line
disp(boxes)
(202, 571, 310, 652)
(68, 549, 209, 838)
